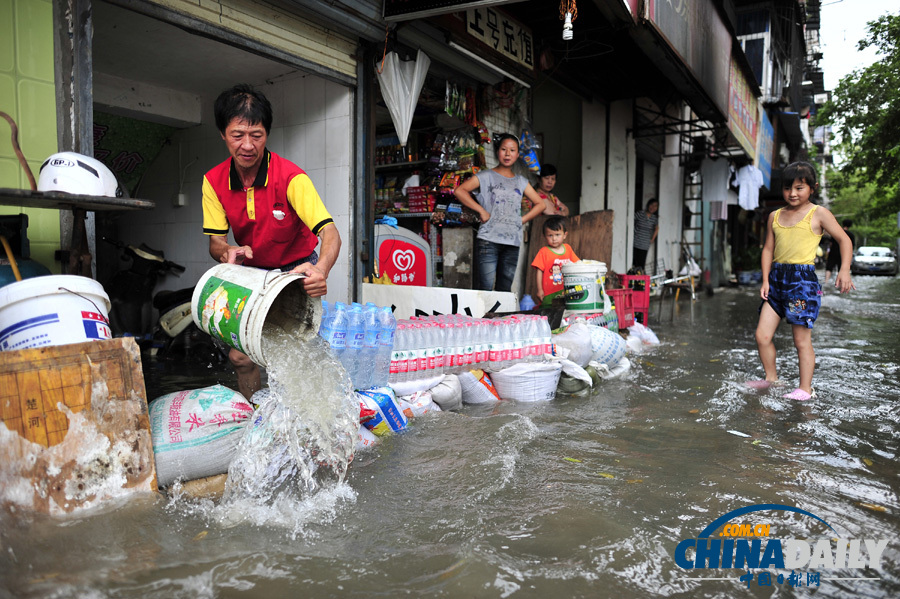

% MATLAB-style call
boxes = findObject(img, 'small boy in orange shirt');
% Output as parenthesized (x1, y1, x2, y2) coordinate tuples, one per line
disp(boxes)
(531, 216, 579, 307)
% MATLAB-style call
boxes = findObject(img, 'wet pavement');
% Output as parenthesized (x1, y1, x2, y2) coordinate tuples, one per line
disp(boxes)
(1, 272, 898, 598)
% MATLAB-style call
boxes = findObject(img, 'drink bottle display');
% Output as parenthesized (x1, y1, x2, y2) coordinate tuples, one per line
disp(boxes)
(359, 303, 379, 389)
(345, 304, 365, 387)
(329, 302, 349, 367)
(374, 306, 396, 387)
(389, 323, 407, 383)
(406, 323, 421, 381)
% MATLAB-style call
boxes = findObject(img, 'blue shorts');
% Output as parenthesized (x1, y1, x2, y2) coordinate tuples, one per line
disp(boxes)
(759, 263, 821, 329)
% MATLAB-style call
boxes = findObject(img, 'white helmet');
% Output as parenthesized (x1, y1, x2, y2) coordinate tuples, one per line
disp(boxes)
(38, 152, 122, 197)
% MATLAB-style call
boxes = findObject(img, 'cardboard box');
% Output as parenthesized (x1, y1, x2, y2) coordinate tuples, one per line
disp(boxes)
(0, 337, 158, 514)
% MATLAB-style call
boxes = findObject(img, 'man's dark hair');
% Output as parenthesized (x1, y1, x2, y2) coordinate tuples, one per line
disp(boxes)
(214, 84, 273, 134)
(543, 215, 568, 234)
(842, 219, 853, 228)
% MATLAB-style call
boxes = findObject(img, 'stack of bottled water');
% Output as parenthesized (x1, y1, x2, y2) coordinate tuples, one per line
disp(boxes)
(318, 301, 397, 390)
(386, 315, 553, 384)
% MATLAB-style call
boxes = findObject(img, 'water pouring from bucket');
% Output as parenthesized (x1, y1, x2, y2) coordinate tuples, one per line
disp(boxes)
(192, 264, 322, 366)
(191, 264, 358, 512)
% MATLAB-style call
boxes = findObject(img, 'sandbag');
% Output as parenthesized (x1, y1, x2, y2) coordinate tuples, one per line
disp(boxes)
(557, 373, 590, 394)
(589, 325, 627, 366)
(459, 370, 502, 404)
(358, 387, 408, 436)
(628, 322, 660, 346)
(429, 375, 462, 411)
(552, 321, 594, 367)
(397, 390, 441, 418)
(557, 359, 598, 395)
(590, 355, 632, 379)
(149, 385, 253, 487)
(357, 424, 379, 451)
(490, 362, 562, 402)
(389, 374, 444, 398)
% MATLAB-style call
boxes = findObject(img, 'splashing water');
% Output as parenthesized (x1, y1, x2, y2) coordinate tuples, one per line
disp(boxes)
(215, 306, 359, 522)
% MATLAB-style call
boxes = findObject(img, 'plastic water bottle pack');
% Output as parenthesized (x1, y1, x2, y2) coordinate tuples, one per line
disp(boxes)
(319, 301, 397, 390)
(386, 314, 553, 384)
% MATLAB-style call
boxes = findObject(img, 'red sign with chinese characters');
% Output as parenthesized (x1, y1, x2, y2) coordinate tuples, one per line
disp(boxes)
(379, 239, 427, 286)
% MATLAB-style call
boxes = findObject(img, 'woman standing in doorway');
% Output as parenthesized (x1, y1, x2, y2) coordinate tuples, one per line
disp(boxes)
(536, 164, 569, 216)
(454, 133, 546, 292)
(632, 198, 659, 272)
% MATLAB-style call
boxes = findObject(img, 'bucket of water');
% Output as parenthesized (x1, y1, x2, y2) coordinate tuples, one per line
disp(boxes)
(0, 275, 111, 351)
(191, 264, 322, 367)
(562, 261, 607, 311)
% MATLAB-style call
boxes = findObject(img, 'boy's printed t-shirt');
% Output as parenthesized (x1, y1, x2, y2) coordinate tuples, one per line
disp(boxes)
(532, 243, 579, 296)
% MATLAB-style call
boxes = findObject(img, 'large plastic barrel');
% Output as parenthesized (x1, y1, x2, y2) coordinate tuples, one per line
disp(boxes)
(562, 261, 608, 310)
(0, 275, 111, 351)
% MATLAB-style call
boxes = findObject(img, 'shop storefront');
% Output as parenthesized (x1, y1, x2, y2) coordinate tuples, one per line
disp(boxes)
(368, 6, 536, 293)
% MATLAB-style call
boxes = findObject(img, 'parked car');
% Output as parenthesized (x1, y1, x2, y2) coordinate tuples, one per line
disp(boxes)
(850, 246, 899, 276)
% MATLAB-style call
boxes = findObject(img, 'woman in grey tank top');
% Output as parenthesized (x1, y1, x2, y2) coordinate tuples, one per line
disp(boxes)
(454, 134, 546, 291)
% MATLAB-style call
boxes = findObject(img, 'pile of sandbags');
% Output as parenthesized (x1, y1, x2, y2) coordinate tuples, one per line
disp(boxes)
(149, 385, 254, 487)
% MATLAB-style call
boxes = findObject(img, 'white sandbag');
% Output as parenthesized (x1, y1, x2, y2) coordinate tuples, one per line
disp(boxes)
(357, 424, 379, 451)
(590, 355, 632, 379)
(625, 334, 644, 354)
(459, 370, 502, 404)
(559, 358, 592, 386)
(389, 374, 444, 398)
(627, 322, 660, 345)
(589, 325, 627, 367)
(552, 321, 594, 367)
(358, 387, 408, 435)
(397, 390, 440, 418)
(490, 362, 562, 402)
(429, 375, 462, 411)
(149, 385, 253, 487)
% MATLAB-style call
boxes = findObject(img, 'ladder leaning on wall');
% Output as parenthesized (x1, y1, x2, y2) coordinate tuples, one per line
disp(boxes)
(682, 169, 704, 286)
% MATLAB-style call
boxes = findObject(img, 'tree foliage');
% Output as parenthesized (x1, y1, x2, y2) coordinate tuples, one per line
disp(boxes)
(825, 166, 897, 246)
(818, 12, 900, 218)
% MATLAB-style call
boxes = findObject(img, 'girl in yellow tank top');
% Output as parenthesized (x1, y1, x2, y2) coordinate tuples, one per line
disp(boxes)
(748, 162, 855, 402)
(772, 205, 821, 264)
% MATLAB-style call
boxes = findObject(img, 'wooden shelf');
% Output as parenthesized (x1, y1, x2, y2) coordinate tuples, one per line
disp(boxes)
(377, 212, 433, 218)
(375, 160, 430, 172)
(0, 188, 155, 211)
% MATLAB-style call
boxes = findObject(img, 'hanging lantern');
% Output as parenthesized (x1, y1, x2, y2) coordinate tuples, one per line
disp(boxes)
(559, 0, 577, 40)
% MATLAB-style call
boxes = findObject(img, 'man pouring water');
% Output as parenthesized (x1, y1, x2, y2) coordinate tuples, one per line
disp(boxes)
(202, 84, 341, 400)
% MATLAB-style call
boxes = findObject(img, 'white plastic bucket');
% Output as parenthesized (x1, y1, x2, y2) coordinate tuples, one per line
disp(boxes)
(191, 264, 322, 367)
(0, 275, 112, 351)
(562, 261, 607, 311)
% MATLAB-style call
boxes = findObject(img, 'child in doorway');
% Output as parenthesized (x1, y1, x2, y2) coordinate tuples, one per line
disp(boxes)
(454, 133, 546, 292)
(531, 215, 579, 307)
(747, 161, 854, 400)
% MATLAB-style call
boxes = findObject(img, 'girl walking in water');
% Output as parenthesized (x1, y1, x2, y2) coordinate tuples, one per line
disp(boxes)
(748, 162, 854, 400)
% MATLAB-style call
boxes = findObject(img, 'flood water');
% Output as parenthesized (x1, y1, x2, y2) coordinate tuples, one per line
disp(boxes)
(2, 273, 899, 598)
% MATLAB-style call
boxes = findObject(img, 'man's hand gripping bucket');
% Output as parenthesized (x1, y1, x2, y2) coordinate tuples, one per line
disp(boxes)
(191, 264, 322, 367)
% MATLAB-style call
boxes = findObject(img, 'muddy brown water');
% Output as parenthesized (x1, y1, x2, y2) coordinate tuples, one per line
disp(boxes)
(2, 273, 898, 598)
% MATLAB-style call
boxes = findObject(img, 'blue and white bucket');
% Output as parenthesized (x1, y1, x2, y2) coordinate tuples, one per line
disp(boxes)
(0, 275, 111, 351)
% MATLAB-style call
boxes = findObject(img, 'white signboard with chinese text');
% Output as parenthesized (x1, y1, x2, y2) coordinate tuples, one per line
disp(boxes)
(466, 8, 534, 71)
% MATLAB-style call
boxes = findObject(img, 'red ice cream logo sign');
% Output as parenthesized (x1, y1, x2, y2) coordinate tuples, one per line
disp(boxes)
(379, 241, 426, 285)
(393, 249, 415, 271)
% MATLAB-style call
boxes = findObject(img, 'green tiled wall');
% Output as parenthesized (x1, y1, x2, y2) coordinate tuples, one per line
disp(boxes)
(0, 0, 60, 272)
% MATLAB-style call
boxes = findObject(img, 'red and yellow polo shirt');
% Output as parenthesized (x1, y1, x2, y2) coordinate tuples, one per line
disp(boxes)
(202, 150, 333, 269)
